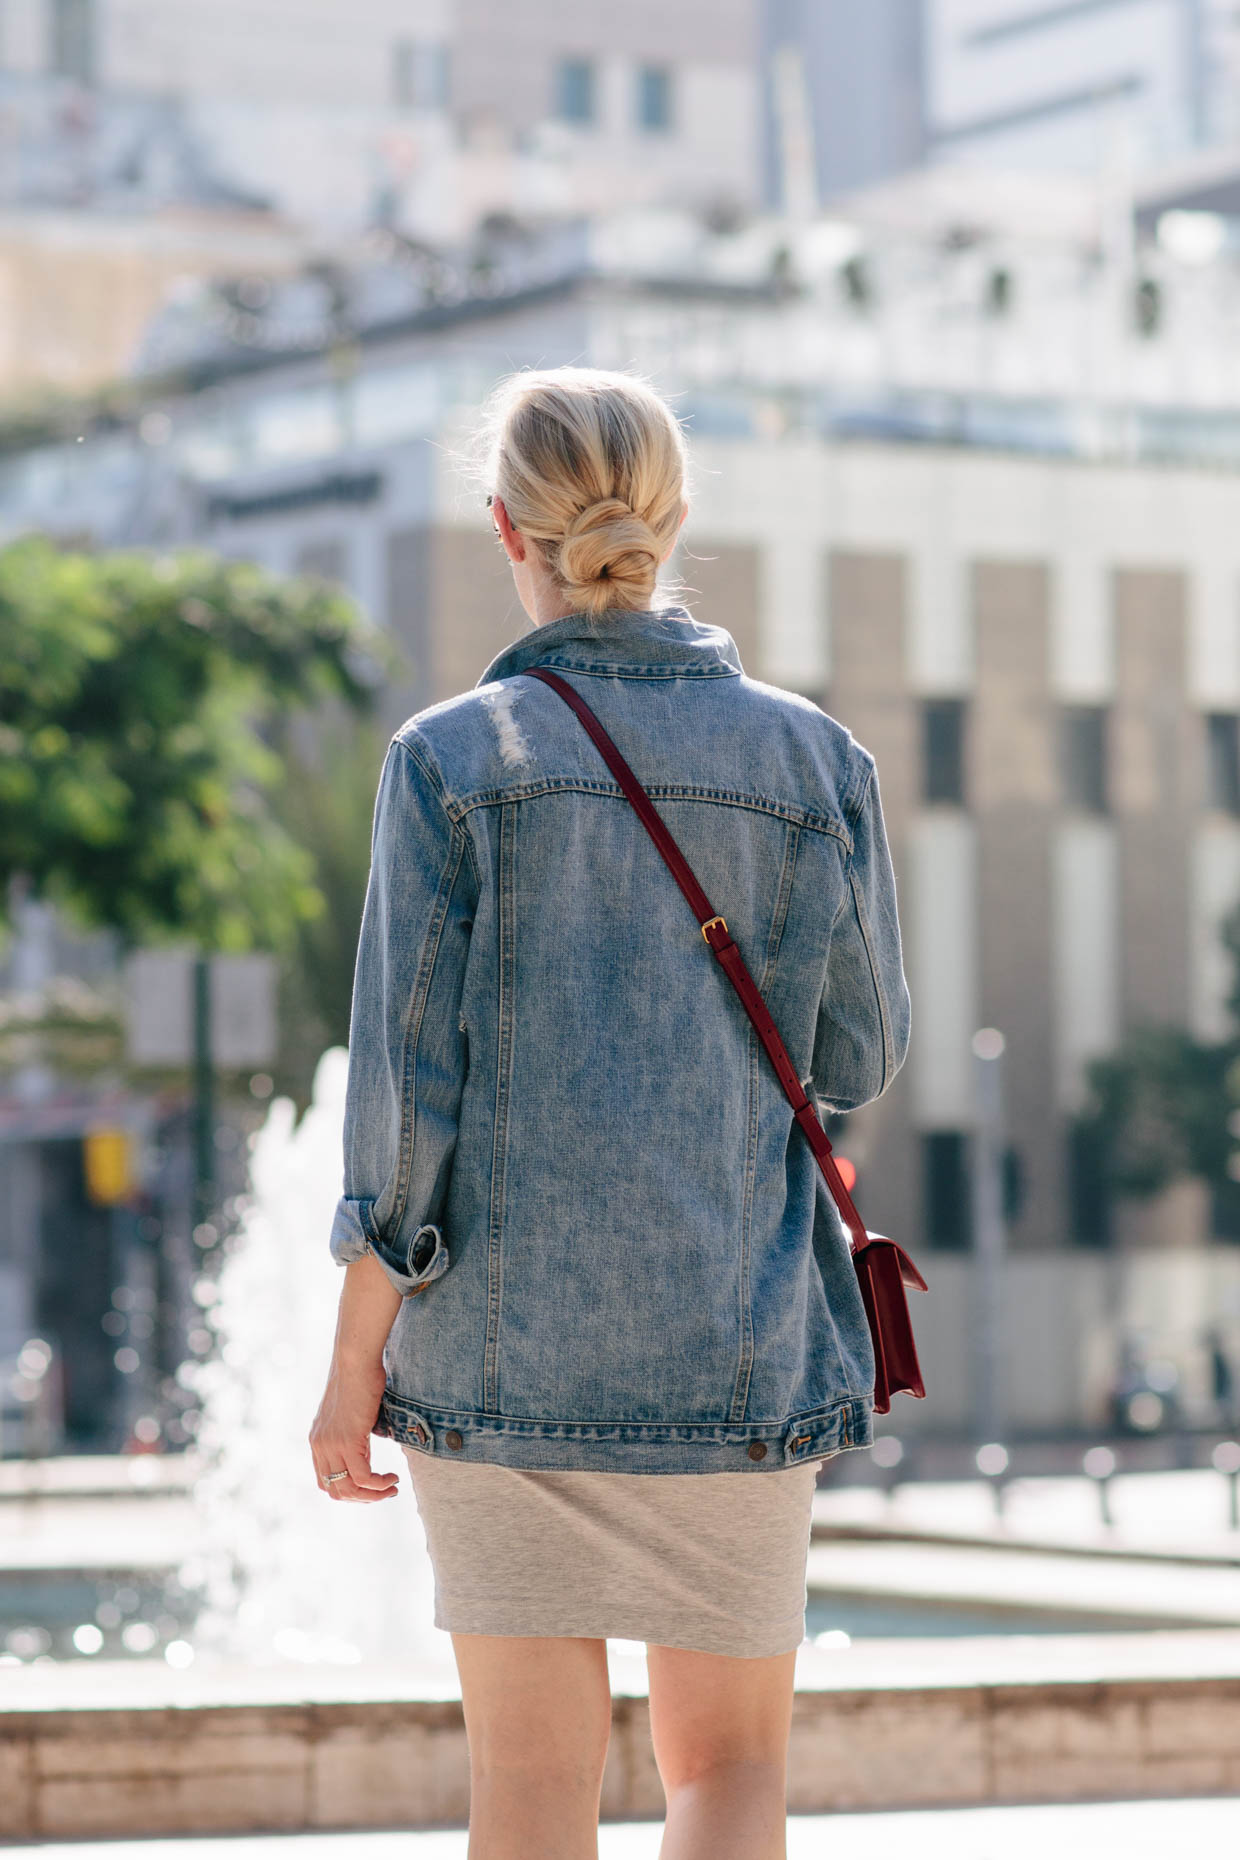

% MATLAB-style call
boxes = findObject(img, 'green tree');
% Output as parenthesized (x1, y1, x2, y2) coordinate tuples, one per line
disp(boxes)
(264, 706, 392, 1109)
(0, 535, 389, 954)
(1072, 900, 1240, 1220)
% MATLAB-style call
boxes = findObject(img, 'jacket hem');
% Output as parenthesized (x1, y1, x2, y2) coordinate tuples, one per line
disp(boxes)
(374, 1389, 875, 1472)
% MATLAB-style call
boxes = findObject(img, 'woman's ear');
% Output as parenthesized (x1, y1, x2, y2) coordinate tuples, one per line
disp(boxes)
(492, 494, 527, 564)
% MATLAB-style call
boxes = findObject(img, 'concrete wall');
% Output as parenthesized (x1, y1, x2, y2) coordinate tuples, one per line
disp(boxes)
(4, 1640, 1240, 1837)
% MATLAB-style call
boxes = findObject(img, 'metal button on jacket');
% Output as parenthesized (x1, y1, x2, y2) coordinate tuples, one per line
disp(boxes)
(445, 1429, 464, 1450)
(747, 1440, 767, 1461)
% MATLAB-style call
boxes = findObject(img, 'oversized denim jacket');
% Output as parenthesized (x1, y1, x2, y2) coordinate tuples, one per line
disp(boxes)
(330, 604, 911, 1473)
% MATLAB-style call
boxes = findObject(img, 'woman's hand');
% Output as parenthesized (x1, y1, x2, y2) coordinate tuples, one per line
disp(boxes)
(309, 1354, 399, 1502)
(309, 1250, 404, 1502)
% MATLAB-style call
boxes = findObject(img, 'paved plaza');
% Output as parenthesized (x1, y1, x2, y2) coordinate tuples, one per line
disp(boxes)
(2, 1798, 1240, 1858)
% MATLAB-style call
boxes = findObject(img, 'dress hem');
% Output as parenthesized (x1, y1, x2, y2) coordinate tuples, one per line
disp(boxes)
(430, 1603, 808, 1660)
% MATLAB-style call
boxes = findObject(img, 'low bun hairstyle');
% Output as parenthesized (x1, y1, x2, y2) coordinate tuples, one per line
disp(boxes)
(472, 365, 690, 617)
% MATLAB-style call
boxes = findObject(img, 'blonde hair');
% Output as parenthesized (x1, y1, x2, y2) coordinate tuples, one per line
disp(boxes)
(469, 365, 691, 617)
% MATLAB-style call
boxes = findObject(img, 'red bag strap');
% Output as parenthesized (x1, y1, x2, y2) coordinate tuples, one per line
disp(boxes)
(518, 664, 872, 1257)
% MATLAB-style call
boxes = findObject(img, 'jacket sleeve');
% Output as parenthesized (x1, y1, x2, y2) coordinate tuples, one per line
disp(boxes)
(809, 750, 911, 1114)
(328, 732, 477, 1297)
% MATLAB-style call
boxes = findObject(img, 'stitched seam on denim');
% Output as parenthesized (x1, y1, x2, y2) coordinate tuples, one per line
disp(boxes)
(484, 800, 516, 1415)
(532, 661, 740, 679)
(777, 822, 862, 1398)
(828, 842, 855, 936)
(378, 1389, 864, 1431)
(847, 779, 894, 1096)
(813, 1185, 863, 1401)
(455, 781, 852, 845)
(842, 741, 875, 831)
(729, 1026, 761, 1428)
(398, 733, 483, 893)
(395, 735, 482, 924)
(464, 820, 483, 890)
(763, 819, 802, 1023)
(729, 820, 801, 1425)
(386, 808, 468, 1243)
(399, 730, 457, 817)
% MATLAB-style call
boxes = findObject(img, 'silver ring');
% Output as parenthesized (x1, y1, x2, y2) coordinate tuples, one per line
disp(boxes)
(323, 1470, 348, 1484)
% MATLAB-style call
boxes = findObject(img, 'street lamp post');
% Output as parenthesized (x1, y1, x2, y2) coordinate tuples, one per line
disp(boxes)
(192, 951, 214, 1238)
(971, 1027, 1008, 1447)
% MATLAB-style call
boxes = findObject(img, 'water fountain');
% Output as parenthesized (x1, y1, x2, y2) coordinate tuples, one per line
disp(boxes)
(179, 1045, 460, 1686)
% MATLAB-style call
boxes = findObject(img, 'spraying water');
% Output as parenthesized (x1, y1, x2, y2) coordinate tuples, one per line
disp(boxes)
(180, 1047, 459, 1683)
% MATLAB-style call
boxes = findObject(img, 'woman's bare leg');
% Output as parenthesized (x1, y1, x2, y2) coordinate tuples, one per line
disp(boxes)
(451, 1631, 613, 1860)
(646, 1642, 797, 1860)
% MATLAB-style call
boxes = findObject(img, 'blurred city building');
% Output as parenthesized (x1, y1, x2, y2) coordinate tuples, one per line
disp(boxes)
(5, 193, 1240, 1438)
(761, 0, 928, 203)
(0, 888, 267, 1454)
(923, 0, 1240, 178)
(0, 200, 306, 397)
(768, 3, 1240, 213)
(0, 0, 763, 398)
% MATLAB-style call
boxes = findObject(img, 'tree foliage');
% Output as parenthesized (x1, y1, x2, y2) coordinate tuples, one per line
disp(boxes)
(263, 707, 392, 1109)
(1073, 900, 1240, 1204)
(0, 536, 390, 954)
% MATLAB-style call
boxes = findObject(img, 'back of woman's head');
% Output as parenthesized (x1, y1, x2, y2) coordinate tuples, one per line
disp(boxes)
(474, 366, 690, 617)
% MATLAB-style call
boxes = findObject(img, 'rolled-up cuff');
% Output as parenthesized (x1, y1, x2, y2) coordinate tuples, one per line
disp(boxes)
(329, 1196, 451, 1299)
(329, 1194, 374, 1266)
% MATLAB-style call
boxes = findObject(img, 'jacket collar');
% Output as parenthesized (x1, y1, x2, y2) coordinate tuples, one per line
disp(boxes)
(476, 604, 744, 686)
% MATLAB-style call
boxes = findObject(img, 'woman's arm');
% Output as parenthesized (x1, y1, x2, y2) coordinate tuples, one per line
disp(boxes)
(810, 752, 911, 1112)
(309, 1252, 403, 1503)
(311, 730, 476, 1501)
(327, 734, 477, 1296)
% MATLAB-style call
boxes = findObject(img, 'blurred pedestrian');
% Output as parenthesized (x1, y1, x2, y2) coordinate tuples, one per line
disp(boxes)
(310, 366, 910, 1857)
(1207, 1327, 1237, 1428)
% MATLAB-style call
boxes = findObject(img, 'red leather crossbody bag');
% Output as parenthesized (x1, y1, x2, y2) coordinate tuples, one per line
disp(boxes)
(518, 663, 928, 1414)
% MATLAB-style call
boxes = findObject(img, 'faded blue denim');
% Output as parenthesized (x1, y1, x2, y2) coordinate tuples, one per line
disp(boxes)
(330, 604, 911, 1472)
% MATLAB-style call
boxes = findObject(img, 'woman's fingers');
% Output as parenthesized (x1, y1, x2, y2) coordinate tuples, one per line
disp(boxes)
(316, 1461, 393, 1502)
(343, 1436, 400, 1498)
(309, 1437, 400, 1501)
(309, 1365, 401, 1501)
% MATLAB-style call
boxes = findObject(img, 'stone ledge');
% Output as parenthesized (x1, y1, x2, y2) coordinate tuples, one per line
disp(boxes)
(2, 1633, 1239, 1839)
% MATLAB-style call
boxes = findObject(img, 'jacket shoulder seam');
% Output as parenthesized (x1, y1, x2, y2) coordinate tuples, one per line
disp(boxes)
(396, 731, 481, 887)
(453, 778, 853, 847)
(842, 743, 876, 832)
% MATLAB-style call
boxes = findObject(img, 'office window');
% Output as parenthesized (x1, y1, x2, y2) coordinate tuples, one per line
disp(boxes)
(50, 0, 94, 82)
(1062, 705, 1108, 813)
(1206, 712, 1240, 814)
(921, 698, 966, 805)
(1001, 1145, 1025, 1225)
(923, 1132, 972, 1251)
(1211, 1177, 1240, 1243)
(636, 63, 672, 131)
(392, 40, 450, 111)
(555, 56, 595, 124)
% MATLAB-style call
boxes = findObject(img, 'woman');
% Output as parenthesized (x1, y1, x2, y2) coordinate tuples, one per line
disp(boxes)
(310, 365, 911, 1859)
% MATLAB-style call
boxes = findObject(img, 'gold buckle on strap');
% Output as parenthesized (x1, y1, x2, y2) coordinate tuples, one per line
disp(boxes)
(701, 915, 728, 942)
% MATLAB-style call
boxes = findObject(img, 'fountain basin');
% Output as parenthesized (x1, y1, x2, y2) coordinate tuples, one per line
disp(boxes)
(3, 1631, 1240, 1841)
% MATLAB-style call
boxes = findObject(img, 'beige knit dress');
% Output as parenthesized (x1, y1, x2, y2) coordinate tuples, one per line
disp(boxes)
(402, 1447, 825, 1659)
